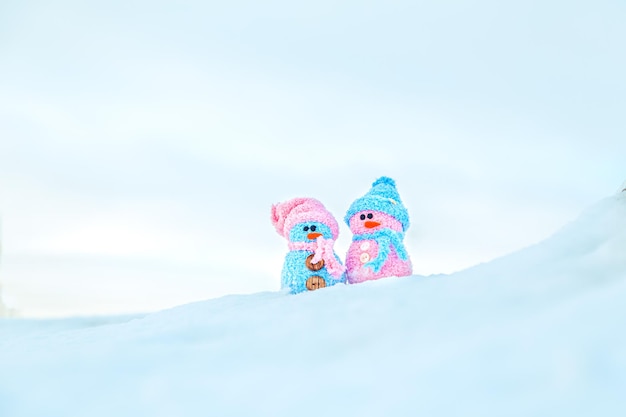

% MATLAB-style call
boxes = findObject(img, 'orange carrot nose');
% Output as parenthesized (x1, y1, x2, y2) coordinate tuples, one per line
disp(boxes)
(364, 221, 381, 229)
(307, 232, 322, 240)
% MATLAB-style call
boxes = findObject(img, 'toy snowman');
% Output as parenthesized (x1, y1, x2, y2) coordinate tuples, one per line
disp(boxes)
(344, 176, 412, 283)
(271, 198, 346, 293)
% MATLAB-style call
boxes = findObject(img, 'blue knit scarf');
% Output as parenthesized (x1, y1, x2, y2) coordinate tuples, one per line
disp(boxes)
(352, 229, 408, 273)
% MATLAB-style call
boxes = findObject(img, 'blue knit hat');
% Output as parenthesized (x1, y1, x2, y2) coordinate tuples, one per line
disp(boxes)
(344, 176, 410, 231)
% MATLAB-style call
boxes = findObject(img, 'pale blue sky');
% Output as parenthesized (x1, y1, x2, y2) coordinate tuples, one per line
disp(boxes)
(1, 0, 624, 316)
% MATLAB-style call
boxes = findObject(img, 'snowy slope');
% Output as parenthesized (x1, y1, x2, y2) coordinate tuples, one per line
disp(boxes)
(0, 192, 625, 417)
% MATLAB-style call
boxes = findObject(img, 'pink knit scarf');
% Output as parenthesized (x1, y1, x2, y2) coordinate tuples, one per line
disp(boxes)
(288, 237, 345, 279)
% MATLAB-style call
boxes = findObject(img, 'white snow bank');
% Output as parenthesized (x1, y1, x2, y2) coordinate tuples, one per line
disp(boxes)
(0, 194, 625, 417)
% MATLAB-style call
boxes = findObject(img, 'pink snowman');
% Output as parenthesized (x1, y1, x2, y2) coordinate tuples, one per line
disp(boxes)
(344, 176, 412, 283)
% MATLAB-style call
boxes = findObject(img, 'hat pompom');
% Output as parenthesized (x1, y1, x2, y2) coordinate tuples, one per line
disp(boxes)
(372, 176, 396, 188)
(270, 203, 284, 235)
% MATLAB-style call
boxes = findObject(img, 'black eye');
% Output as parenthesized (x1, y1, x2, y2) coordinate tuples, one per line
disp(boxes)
(360, 214, 366, 220)
(310, 225, 317, 231)
(303, 226, 309, 231)
(367, 213, 373, 219)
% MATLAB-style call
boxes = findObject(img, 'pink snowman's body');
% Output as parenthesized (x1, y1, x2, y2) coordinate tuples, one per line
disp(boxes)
(345, 210, 412, 284)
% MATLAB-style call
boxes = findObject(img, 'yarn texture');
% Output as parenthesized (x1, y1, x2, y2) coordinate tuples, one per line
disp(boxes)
(271, 198, 346, 293)
(345, 177, 412, 283)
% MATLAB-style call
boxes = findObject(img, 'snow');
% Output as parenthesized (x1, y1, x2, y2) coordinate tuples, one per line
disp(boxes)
(1, 191, 625, 416)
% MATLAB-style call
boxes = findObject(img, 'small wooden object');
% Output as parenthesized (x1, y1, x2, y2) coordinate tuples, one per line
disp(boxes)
(306, 276, 326, 291)
(305, 254, 324, 271)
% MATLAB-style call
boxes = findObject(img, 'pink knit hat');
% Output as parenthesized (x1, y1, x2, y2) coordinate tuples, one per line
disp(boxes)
(271, 197, 339, 240)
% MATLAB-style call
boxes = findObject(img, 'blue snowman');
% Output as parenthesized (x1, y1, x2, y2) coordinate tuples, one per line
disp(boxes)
(271, 197, 346, 293)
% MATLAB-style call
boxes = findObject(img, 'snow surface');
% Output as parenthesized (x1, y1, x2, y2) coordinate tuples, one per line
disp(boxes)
(1, 192, 625, 416)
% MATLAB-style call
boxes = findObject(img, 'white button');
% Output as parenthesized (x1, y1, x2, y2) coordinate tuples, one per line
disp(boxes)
(360, 253, 370, 263)
(360, 242, 370, 251)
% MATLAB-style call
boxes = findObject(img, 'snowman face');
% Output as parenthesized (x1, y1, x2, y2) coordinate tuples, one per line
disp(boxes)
(349, 211, 403, 234)
(289, 221, 334, 242)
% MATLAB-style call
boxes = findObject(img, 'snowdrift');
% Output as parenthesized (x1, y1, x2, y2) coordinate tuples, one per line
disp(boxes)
(0, 192, 625, 417)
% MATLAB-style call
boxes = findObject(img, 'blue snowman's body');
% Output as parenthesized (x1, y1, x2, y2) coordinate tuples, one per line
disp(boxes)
(281, 221, 346, 294)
